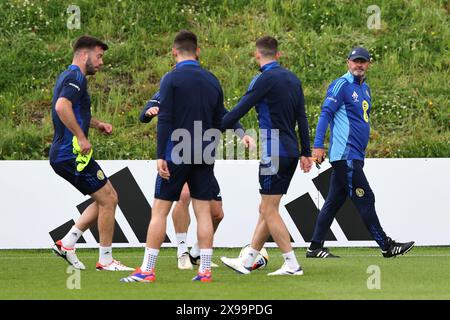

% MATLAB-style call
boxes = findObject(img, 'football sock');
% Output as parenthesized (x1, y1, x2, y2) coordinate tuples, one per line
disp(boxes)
(282, 251, 300, 270)
(190, 242, 200, 258)
(61, 226, 83, 248)
(242, 247, 259, 269)
(176, 233, 188, 257)
(99, 246, 113, 265)
(199, 249, 213, 273)
(141, 247, 159, 272)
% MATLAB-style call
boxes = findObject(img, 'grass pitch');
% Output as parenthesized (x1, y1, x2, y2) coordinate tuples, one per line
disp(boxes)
(0, 247, 449, 300)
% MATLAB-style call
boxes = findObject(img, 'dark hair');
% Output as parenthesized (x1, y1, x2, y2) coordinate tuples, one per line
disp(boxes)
(173, 30, 198, 54)
(256, 36, 278, 57)
(73, 35, 109, 52)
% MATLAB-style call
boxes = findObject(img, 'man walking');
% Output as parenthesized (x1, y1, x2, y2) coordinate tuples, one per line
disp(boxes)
(220, 36, 313, 276)
(139, 93, 254, 270)
(121, 30, 224, 283)
(50, 35, 133, 271)
(307, 47, 414, 258)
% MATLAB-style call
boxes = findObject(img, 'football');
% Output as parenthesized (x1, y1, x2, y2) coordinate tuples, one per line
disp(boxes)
(239, 244, 269, 270)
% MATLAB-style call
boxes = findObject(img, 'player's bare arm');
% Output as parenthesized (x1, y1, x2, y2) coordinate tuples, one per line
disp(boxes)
(312, 147, 326, 164)
(241, 134, 256, 150)
(145, 106, 160, 117)
(55, 97, 91, 155)
(300, 156, 314, 173)
(90, 118, 113, 134)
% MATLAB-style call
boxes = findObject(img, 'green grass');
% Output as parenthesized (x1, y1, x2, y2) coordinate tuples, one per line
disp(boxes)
(0, 0, 449, 160)
(1, 247, 449, 299)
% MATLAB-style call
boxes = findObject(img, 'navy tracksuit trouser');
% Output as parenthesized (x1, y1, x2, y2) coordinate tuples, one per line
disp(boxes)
(311, 160, 389, 250)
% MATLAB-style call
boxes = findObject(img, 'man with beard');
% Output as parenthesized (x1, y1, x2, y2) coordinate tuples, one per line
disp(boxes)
(50, 36, 133, 271)
(307, 47, 415, 258)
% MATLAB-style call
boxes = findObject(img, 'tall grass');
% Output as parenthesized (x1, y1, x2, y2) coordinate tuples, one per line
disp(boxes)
(0, 0, 449, 159)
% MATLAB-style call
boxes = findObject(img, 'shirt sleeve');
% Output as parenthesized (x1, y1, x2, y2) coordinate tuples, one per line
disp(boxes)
(314, 79, 346, 148)
(139, 91, 161, 123)
(212, 84, 225, 132)
(59, 73, 83, 105)
(156, 75, 174, 159)
(211, 82, 246, 138)
(222, 74, 271, 130)
(223, 108, 245, 138)
(296, 81, 312, 157)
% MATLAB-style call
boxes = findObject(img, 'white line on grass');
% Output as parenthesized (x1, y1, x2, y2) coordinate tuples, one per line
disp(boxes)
(0, 254, 449, 260)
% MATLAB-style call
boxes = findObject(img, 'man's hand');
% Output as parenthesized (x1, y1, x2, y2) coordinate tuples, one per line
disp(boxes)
(300, 156, 314, 173)
(241, 135, 256, 150)
(312, 148, 326, 164)
(145, 106, 159, 117)
(157, 159, 170, 180)
(77, 136, 92, 155)
(97, 122, 113, 135)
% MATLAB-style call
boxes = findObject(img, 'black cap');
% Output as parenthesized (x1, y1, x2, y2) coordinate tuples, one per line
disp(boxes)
(348, 47, 371, 61)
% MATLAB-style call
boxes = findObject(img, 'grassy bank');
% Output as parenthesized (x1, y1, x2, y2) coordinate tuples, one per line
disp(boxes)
(0, 0, 449, 160)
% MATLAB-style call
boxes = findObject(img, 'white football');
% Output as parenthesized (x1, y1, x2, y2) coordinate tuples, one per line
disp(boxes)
(239, 244, 269, 270)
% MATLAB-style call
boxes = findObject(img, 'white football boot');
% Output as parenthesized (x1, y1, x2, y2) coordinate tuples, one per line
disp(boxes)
(96, 259, 134, 271)
(220, 257, 252, 274)
(267, 263, 303, 276)
(52, 240, 86, 270)
(178, 252, 194, 270)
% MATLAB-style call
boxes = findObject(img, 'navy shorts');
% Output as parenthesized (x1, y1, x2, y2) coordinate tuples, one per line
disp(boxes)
(50, 158, 108, 195)
(155, 162, 216, 201)
(211, 175, 222, 202)
(259, 157, 298, 195)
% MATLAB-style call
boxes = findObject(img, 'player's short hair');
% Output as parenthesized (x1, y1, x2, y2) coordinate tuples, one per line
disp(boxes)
(173, 30, 198, 54)
(73, 35, 109, 52)
(256, 36, 278, 58)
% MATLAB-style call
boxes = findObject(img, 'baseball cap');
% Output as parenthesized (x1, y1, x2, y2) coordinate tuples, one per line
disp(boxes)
(348, 47, 371, 61)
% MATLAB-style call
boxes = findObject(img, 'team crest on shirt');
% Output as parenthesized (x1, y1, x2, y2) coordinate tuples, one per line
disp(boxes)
(355, 188, 365, 197)
(97, 170, 105, 180)
(352, 91, 359, 102)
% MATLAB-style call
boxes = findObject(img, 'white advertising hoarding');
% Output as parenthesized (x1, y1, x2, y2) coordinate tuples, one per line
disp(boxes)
(0, 159, 448, 249)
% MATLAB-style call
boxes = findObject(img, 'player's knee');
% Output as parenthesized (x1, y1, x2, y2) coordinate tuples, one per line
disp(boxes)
(259, 203, 269, 215)
(259, 201, 278, 217)
(99, 185, 118, 208)
(178, 189, 191, 205)
(110, 190, 119, 207)
(211, 206, 224, 223)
